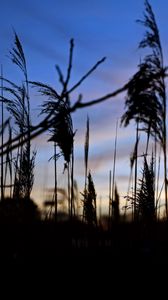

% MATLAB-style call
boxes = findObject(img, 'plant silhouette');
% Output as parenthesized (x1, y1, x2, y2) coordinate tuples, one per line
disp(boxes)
(0, 0, 167, 269)
(136, 155, 155, 222)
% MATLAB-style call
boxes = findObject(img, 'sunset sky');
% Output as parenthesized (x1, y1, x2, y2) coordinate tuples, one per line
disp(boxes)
(0, 0, 168, 215)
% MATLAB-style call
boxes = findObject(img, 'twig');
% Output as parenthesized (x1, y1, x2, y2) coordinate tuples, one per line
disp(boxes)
(68, 56, 106, 94)
(55, 65, 65, 86)
(64, 39, 74, 90)
(70, 83, 128, 112)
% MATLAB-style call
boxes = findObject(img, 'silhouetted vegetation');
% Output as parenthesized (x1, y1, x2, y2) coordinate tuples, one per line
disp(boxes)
(0, 196, 40, 224)
(82, 171, 97, 226)
(0, 1, 168, 268)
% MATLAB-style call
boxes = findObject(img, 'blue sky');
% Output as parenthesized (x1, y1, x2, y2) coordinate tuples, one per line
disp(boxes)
(0, 0, 167, 215)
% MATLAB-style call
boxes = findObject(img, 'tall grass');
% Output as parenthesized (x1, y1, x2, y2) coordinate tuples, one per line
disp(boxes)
(83, 171, 97, 226)
(136, 155, 155, 222)
(121, 0, 167, 219)
(1, 66, 4, 201)
(137, 0, 168, 216)
(0, 0, 167, 228)
(2, 32, 35, 200)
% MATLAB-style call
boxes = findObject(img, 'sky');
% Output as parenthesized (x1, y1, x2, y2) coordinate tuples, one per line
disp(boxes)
(0, 0, 168, 216)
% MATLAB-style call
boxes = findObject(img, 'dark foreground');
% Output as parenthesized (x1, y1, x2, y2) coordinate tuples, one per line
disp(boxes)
(1, 220, 168, 268)
(1, 219, 168, 296)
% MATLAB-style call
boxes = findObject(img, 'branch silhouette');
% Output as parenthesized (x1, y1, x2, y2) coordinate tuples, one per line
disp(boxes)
(0, 54, 109, 156)
(70, 83, 128, 111)
(0, 82, 127, 156)
(0, 66, 166, 157)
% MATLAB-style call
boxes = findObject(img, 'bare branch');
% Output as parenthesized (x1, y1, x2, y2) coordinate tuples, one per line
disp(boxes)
(70, 83, 128, 112)
(55, 65, 65, 86)
(68, 56, 106, 94)
(64, 39, 74, 90)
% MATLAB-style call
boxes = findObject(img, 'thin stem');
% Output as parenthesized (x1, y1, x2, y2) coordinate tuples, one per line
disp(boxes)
(111, 120, 118, 217)
(109, 170, 112, 217)
(25, 71, 31, 200)
(68, 57, 106, 94)
(70, 83, 127, 112)
(54, 142, 57, 222)
(1, 65, 4, 201)
(70, 143, 74, 218)
(67, 163, 70, 217)
(64, 39, 74, 91)
(156, 145, 161, 211)
(134, 121, 139, 220)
